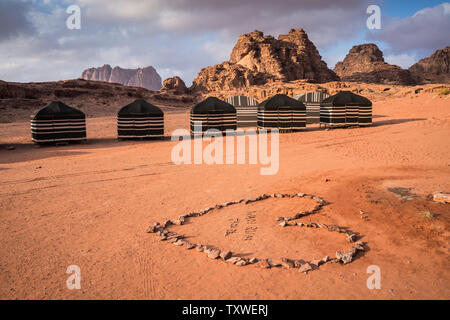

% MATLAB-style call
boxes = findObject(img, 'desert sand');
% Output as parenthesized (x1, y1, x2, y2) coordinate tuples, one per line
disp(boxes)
(0, 92, 449, 299)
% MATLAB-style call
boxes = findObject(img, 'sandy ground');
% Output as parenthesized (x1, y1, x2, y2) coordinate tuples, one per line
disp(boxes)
(0, 93, 449, 299)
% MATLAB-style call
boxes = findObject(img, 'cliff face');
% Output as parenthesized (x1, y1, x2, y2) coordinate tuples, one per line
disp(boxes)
(81, 64, 162, 91)
(334, 44, 416, 85)
(409, 46, 450, 84)
(191, 28, 338, 92)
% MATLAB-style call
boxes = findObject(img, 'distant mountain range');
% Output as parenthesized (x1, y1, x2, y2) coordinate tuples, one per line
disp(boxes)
(81, 64, 162, 91)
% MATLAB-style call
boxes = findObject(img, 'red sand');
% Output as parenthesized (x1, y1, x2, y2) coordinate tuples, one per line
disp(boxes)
(0, 93, 449, 299)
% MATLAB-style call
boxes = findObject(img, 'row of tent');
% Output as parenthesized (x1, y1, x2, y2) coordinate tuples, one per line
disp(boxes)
(30, 91, 372, 143)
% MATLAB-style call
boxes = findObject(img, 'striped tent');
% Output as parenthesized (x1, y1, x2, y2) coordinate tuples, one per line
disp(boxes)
(31, 101, 86, 143)
(225, 95, 259, 127)
(294, 91, 330, 124)
(320, 91, 372, 127)
(117, 99, 164, 139)
(257, 94, 306, 131)
(190, 97, 236, 134)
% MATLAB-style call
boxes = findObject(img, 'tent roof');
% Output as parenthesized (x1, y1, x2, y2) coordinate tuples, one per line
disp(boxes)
(294, 91, 330, 103)
(118, 99, 163, 116)
(225, 95, 259, 107)
(258, 94, 306, 110)
(33, 101, 85, 119)
(321, 91, 372, 106)
(191, 97, 236, 114)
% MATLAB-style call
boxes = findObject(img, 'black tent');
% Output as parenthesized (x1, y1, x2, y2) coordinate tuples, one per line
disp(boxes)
(294, 91, 330, 124)
(320, 91, 372, 126)
(257, 94, 306, 131)
(117, 99, 164, 139)
(225, 95, 259, 127)
(31, 101, 86, 143)
(190, 97, 237, 134)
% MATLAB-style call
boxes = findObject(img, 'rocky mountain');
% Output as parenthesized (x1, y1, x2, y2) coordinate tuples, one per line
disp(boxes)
(334, 44, 415, 85)
(191, 28, 338, 92)
(161, 76, 188, 94)
(81, 64, 162, 91)
(409, 46, 450, 84)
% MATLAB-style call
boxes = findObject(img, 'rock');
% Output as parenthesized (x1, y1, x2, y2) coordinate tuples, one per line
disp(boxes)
(432, 191, 450, 204)
(353, 242, 366, 251)
(203, 246, 212, 253)
(249, 258, 258, 264)
(183, 242, 196, 250)
(172, 219, 183, 226)
(173, 239, 184, 246)
(196, 245, 204, 252)
(336, 248, 357, 264)
(294, 259, 306, 268)
(5, 146, 15, 150)
(409, 46, 450, 84)
(159, 235, 167, 241)
(255, 259, 271, 269)
(146, 226, 158, 233)
(281, 258, 295, 269)
(322, 256, 330, 264)
(267, 259, 281, 268)
(161, 220, 172, 228)
(334, 44, 415, 85)
(346, 233, 357, 243)
(279, 221, 287, 227)
(274, 193, 284, 198)
(160, 76, 188, 93)
(191, 28, 338, 92)
(81, 64, 162, 90)
(310, 259, 322, 267)
(227, 257, 242, 264)
(220, 251, 232, 260)
(299, 263, 313, 273)
(207, 249, 221, 259)
(235, 260, 247, 266)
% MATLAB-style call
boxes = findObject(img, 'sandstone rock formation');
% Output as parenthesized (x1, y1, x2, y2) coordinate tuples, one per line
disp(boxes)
(409, 47, 450, 84)
(191, 28, 338, 92)
(334, 44, 415, 85)
(161, 76, 188, 93)
(81, 64, 162, 91)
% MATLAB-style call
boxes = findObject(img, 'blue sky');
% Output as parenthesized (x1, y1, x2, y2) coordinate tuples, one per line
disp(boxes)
(383, 0, 445, 17)
(0, 0, 448, 85)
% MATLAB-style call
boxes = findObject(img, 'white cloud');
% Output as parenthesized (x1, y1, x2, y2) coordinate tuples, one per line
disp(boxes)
(384, 53, 417, 69)
(366, 2, 450, 57)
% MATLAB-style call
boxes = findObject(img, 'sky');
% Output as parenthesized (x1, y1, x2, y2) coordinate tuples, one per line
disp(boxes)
(0, 0, 448, 86)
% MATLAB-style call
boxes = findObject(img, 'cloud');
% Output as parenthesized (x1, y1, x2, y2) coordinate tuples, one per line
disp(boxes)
(384, 53, 417, 69)
(366, 2, 450, 57)
(0, 0, 387, 85)
(0, 0, 34, 40)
